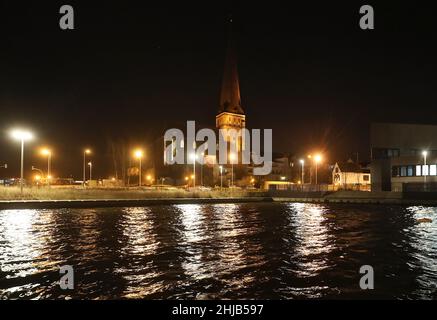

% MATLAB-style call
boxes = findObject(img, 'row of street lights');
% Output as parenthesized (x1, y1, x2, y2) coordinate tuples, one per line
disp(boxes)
(7, 128, 148, 194)
(299, 154, 322, 185)
(189, 152, 236, 188)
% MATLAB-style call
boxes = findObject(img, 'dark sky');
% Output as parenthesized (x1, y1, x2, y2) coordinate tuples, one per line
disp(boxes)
(0, 1, 436, 179)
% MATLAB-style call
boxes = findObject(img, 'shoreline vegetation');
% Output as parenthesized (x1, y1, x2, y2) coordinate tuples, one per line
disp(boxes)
(0, 186, 266, 201)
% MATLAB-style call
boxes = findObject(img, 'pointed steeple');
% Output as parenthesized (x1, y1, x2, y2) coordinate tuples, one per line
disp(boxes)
(218, 18, 244, 115)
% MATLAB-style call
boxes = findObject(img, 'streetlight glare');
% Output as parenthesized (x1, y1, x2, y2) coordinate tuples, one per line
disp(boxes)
(41, 148, 51, 155)
(134, 149, 144, 159)
(299, 159, 304, 164)
(85, 149, 91, 154)
(422, 150, 428, 156)
(314, 154, 322, 163)
(10, 129, 33, 141)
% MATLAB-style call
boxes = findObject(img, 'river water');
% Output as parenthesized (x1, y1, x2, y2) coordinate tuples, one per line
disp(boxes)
(1, 202, 437, 299)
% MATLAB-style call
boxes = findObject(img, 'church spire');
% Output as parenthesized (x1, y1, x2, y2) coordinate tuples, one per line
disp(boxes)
(218, 18, 244, 115)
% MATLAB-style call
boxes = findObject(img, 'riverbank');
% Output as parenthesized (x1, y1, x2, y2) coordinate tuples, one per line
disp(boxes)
(0, 186, 266, 200)
(1, 187, 437, 209)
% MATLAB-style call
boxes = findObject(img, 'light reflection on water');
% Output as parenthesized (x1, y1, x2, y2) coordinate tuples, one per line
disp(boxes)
(1, 203, 437, 299)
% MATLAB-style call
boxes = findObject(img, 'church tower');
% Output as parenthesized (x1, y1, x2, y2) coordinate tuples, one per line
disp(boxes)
(216, 19, 246, 153)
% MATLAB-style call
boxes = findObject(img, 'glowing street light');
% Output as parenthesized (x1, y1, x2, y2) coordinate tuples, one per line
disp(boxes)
(134, 149, 144, 187)
(83, 149, 91, 187)
(422, 150, 428, 185)
(314, 154, 322, 185)
(41, 148, 52, 186)
(10, 129, 33, 194)
(299, 159, 305, 185)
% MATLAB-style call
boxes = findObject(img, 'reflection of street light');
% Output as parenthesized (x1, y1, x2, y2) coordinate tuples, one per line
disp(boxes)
(422, 150, 428, 185)
(299, 159, 305, 185)
(83, 149, 91, 187)
(41, 148, 52, 186)
(10, 129, 33, 195)
(314, 154, 322, 185)
(134, 149, 144, 187)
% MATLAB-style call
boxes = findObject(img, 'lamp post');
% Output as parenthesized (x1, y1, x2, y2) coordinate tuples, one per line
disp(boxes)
(299, 159, 305, 188)
(41, 149, 51, 186)
(134, 149, 144, 187)
(10, 129, 33, 195)
(314, 154, 322, 186)
(88, 161, 92, 181)
(190, 153, 196, 188)
(422, 150, 428, 186)
(83, 149, 91, 187)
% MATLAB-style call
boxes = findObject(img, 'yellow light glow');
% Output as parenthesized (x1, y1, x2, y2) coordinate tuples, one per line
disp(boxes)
(47, 175, 52, 180)
(314, 154, 322, 163)
(190, 174, 195, 179)
(146, 175, 152, 181)
(88, 162, 92, 166)
(10, 129, 33, 141)
(34, 175, 41, 181)
(85, 149, 91, 154)
(134, 149, 144, 159)
(41, 148, 51, 156)
(185, 176, 189, 181)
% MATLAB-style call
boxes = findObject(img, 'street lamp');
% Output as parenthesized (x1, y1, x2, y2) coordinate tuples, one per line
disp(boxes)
(190, 153, 196, 188)
(422, 150, 428, 185)
(10, 129, 33, 195)
(299, 159, 305, 185)
(83, 149, 91, 187)
(134, 149, 144, 187)
(314, 154, 322, 185)
(41, 148, 51, 186)
(88, 161, 93, 181)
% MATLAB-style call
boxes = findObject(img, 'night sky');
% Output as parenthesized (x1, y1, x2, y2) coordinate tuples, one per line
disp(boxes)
(1, 1, 436, 179)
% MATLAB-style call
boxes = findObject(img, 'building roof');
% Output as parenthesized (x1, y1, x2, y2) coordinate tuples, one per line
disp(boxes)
(218, 20, 244, 115)
(336, 159, 370, 173)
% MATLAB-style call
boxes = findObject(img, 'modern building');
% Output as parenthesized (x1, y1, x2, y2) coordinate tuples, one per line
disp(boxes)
(332, 159, 371, 191)
(370, 122, 437, 192)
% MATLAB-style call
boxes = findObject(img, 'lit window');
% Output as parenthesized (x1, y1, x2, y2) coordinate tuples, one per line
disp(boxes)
(400, 166, 407, 177)
(430, 165, 437, 176)
(407, 166, 413, 177)
(416, 165, 422, 176)
(423, 165, 429, 176)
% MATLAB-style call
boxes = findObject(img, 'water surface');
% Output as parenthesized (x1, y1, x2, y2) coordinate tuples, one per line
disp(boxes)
(1, 202, 437, 299)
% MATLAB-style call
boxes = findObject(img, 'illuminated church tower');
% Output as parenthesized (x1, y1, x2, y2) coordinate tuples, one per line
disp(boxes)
(216, 20, 246, 154)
